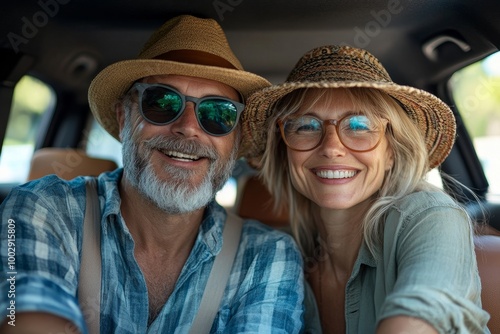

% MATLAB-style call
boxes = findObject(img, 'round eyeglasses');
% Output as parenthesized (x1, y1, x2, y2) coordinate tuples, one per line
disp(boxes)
(278, 114, 389, 152)
(132, 82, 244, 136)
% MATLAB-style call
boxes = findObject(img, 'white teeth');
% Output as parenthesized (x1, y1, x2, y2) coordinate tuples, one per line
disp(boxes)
(165, 150, 199, 161)
(316, 170, 356, 179)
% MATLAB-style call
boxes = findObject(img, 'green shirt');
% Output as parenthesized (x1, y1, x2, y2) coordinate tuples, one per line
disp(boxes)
(304, 191, 490, 333)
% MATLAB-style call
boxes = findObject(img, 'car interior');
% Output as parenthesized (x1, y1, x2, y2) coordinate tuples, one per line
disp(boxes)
(1, 0, 500, 332)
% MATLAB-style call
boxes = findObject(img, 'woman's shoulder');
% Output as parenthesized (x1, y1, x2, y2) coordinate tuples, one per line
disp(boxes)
(384, 191, 470, 236)
(392, 191, 462, 213)
(385, 191, 467, 229)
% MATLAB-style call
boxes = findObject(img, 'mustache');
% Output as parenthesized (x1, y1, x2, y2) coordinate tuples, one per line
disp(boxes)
(142, 135, 220, 161)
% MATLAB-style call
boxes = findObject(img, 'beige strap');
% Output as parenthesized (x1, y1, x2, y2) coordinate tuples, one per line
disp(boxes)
(78, 178, 101, 334)
(189, 212, 243, 334)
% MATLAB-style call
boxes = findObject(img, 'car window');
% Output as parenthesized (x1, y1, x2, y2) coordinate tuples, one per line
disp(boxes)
(449, 51, 500, 202)
(0, 75, 55, 184)
(86, 119, 123, 167)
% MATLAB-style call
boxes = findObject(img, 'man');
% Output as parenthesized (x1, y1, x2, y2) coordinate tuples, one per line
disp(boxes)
(0, 15, 304, 333)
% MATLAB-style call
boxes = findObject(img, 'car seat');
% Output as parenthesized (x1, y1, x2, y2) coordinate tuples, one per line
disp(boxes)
(475, 234, 500, 333)
(27, 147, 118, 181)
(234, 174, 289, 228)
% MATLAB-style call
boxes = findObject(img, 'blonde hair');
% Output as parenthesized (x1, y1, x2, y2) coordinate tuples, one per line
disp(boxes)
(259, 87, 445, 257)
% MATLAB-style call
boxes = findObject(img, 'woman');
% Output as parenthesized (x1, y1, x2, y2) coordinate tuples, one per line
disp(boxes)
(240, 45, 490, 333)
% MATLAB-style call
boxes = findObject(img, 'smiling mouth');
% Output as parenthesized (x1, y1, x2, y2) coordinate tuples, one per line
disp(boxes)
(160, 149, 201, 162)
(315, 170, 357, 179)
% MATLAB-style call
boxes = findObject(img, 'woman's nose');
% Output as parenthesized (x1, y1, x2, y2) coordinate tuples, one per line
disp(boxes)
(318, 126, 347, 156)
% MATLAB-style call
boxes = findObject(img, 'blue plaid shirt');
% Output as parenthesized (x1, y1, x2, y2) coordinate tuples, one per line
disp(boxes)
(0, 169, 304, 333)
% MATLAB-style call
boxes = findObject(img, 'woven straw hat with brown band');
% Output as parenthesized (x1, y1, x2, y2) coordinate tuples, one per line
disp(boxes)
(88, 15, 271, 141)
(241, 45, 456, 169)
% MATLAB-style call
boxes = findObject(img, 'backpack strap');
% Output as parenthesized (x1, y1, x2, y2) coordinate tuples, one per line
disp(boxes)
(189, 212, 243, 334)
(78, 177, 102, 334)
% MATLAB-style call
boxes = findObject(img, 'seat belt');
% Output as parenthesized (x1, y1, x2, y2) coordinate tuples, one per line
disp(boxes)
(79, 178, 243, 334)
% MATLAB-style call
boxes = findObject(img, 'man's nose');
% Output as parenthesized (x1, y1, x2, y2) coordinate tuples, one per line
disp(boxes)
(168, 102, 202, 137)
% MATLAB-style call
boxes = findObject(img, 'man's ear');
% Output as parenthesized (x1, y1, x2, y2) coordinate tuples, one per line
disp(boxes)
(116, 102, 126, 140)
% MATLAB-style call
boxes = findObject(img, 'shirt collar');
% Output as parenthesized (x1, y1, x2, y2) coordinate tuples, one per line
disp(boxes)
(197, 201, 227, 255)
(352, 241, 377, 273)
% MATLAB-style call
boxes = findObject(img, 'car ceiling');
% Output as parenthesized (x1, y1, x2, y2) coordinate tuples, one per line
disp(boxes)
(1, 0, 499, 104)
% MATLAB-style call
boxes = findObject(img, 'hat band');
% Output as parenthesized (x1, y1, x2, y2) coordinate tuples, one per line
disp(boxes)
(153, 50, 238, 70)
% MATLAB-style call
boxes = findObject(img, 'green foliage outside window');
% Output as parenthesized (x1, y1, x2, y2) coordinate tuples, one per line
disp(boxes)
(449, 52, 500, 138)
(449, 51, 500, 198)
(5, 76, 54, 145)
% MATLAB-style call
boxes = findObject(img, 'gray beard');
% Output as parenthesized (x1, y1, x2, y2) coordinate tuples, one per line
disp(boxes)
(120, 116, 238, 214)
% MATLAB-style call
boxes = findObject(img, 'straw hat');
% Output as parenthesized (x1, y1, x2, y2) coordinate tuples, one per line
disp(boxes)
(88, 15, 271, 141)
(241, 45, 456, 169)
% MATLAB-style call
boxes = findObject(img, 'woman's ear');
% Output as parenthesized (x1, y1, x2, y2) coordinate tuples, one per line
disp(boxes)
(385, 145, 395, 171)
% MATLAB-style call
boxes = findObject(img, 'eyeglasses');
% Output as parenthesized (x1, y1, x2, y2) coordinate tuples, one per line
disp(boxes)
(278, 114, 388, 152)
(132, 82, 245, 136)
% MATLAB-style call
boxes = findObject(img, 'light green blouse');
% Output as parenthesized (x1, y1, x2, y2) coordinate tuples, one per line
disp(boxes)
(303, 191, 490, 333)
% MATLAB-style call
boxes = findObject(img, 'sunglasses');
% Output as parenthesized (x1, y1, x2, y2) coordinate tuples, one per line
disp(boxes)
(132, 82, 245, 136)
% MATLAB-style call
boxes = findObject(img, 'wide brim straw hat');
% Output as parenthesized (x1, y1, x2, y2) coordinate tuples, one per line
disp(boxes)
(241, 45, 456, 169)
(89, 15, 271, 141)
